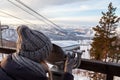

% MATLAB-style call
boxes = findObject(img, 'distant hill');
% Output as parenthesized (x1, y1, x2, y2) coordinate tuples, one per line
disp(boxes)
(2, 25, 94, 41)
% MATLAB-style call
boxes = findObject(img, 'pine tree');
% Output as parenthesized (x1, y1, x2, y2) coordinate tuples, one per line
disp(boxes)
(90, 2, 120, 62)
(110, 36, 120, 63)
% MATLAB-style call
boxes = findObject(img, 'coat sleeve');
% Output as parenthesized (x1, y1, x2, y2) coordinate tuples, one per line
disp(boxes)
(63, 72, 74, 80)
(0, 68, 14, 80)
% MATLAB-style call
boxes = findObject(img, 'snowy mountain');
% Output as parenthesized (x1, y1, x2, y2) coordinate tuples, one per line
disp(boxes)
(32, 25, 94, 40)
(2, 25, 94, 41)
(2, 28, 18, 41)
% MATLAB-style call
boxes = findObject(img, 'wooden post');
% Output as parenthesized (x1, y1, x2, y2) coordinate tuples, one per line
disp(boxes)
(106, 74, 113, 80)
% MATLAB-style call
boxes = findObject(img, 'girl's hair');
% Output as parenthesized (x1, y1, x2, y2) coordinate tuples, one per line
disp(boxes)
(41, 61, 53, 80)
(16, 32, 22, 53)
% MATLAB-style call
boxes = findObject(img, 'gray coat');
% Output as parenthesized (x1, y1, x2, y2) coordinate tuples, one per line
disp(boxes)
(0, 55, 73, 80)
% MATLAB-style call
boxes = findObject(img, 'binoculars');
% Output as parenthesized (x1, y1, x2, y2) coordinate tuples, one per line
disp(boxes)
(46, 44, 85, 80)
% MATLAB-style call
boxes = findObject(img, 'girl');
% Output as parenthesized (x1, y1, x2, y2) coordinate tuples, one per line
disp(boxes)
(0, 25, 74, 80)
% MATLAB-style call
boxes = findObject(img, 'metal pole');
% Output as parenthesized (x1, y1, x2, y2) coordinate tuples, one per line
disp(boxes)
(0, 21, 4, 58)
(0, 21, 3, 47)
(0, 21, 1, 46)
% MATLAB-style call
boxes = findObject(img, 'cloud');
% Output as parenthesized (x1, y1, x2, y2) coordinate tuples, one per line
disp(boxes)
(51, 16, 100, 22)
(0, 0, 119, 26)
(49, 16, 101, 26)
(41, 0, 120, 14)
(23, 0, 88, 8)
(41, 5, 90, 14)
(0, 0, 89, 19)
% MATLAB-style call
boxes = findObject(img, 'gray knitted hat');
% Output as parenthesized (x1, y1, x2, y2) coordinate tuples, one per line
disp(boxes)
(17, 25, 53, 62)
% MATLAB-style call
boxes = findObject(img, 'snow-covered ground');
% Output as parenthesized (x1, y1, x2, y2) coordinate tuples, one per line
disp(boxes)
(0, 55, 2, 61)
(52, 40, 79, 47)
(73, 74, 90, 80)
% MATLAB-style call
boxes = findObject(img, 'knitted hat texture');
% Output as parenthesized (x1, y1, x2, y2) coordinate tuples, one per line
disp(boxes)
(17, 25, 52, 62)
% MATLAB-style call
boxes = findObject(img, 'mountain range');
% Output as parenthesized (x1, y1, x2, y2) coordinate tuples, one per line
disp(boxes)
(1, 25, 94, 41)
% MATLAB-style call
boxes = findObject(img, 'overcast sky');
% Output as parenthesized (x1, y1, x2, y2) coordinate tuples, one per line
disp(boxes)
(0, 0, 120, 27)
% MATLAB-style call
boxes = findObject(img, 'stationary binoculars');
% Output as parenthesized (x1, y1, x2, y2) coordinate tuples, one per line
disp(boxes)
(46, 44, 85, 80)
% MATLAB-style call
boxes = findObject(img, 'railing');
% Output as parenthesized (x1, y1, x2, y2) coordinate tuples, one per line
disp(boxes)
(0, 39, 16, 48)
(0, 39, 16, 53)
(0, 47, 16, 53)
(79, 59, 120, 80)
(0, 48, 120, 80)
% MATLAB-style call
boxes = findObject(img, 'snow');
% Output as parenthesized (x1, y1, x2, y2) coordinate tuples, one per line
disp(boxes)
(80, 46, 90, 59)
(2, 28, 17, 41)
(73, 74, 90, 80)
(114, 76, 120, 80)
(52, 40, 79, 47)
(0, 55, 2, 61)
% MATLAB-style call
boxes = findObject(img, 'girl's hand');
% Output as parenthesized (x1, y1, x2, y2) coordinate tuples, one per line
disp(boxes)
(64, 53, 76, 74)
